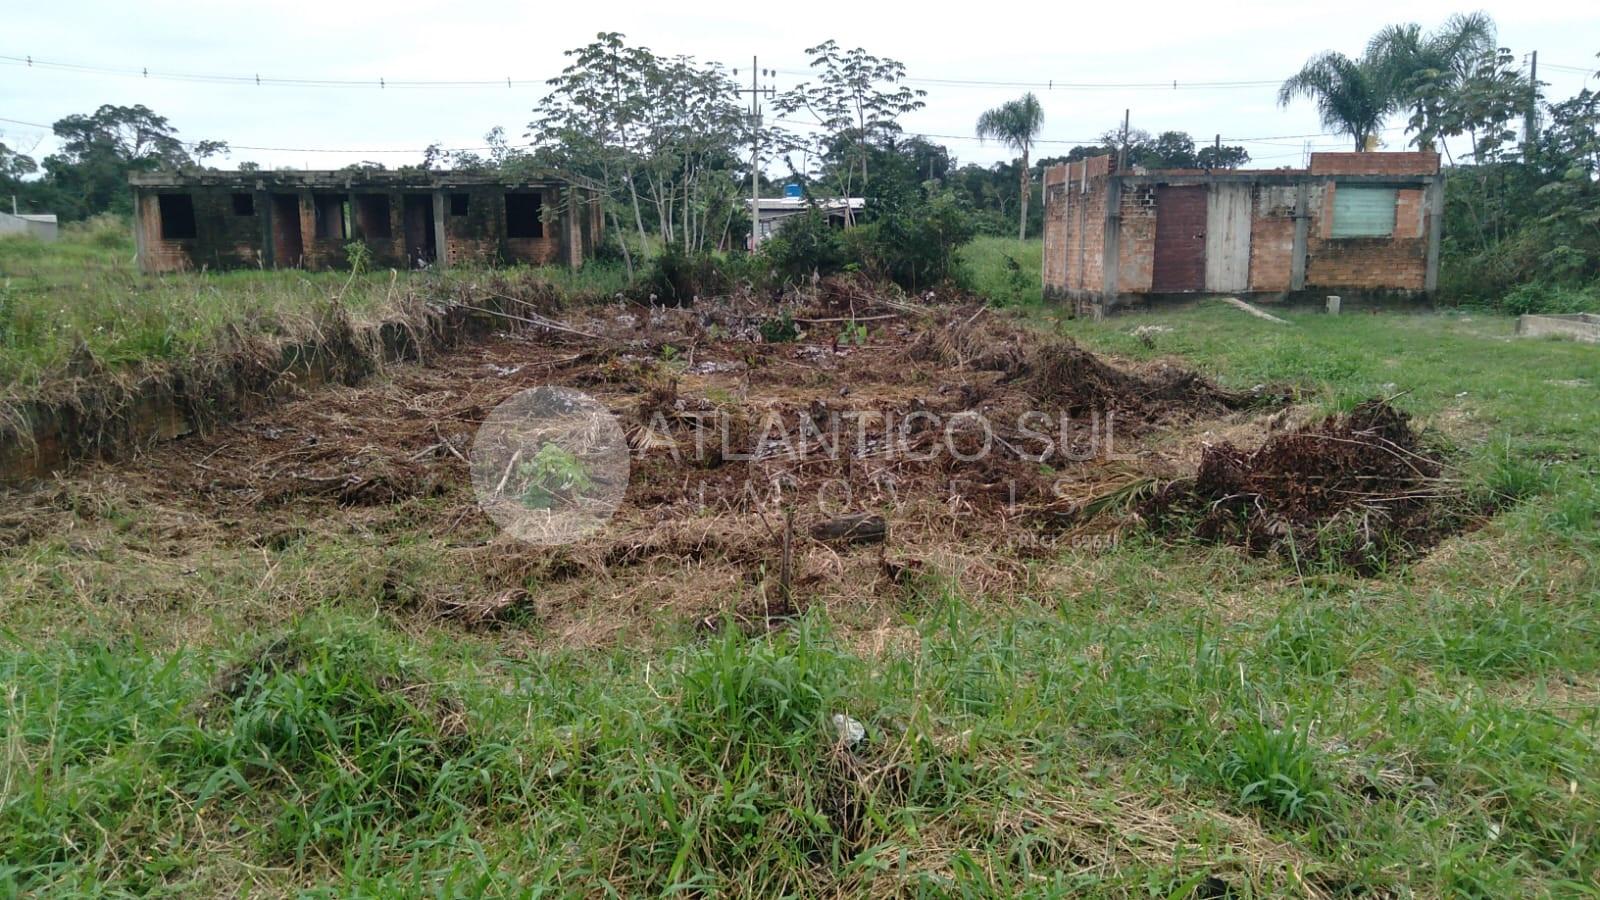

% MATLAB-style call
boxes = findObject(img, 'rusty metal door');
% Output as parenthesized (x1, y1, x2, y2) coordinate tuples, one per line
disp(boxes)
(1205, 184, 1253, 292)
(1152, 186, 1207, 292)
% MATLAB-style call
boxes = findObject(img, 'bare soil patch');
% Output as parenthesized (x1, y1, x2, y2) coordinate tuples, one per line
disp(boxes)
(1, 284, 1467, 643)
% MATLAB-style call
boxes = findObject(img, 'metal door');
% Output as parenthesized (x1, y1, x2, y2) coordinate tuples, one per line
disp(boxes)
(1152, 186, 1207, 292)
(1205, 184, 1253, 292)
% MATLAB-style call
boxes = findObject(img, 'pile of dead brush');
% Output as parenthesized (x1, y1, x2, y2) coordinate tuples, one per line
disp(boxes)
(1140, 399, 1461, 574)
(1023, 340, 1276, 422)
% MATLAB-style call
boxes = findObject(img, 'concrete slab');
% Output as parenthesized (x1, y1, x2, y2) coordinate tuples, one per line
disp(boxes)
(1516, 313, 1600, 344)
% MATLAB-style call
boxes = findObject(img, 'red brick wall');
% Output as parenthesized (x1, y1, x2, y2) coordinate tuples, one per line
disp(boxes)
(1309, 152, 1439, 175)
(1306, 181, 1430, 290)
(1042, 159, 1111, 301)
(1045, 154, 1439, 300)
(1248, 185, 1297, 292)
(1116, 184, 1156, 293)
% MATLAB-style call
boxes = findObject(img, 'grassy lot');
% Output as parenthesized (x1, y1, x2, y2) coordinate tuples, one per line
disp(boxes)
(0, 217, 629, 396)
(2, 239, 1599, 894)
(961, 235, 1044, 306)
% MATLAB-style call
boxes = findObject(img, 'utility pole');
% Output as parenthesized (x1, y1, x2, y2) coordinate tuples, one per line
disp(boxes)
(734, 57, 775, 248)
(1524, 50, 1540, 153)
(1117, 109, 1130, 171)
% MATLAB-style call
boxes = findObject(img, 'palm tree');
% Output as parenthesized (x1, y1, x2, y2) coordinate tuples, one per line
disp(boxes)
(1367, 13, 1496, 152)
(976, 93, 1045, 239)
(1278, 52, 1395, 151)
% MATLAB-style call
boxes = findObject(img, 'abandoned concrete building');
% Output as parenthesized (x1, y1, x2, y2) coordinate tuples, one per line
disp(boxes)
(1042, 152, 1443, 315)
(130, 170, 604, 273)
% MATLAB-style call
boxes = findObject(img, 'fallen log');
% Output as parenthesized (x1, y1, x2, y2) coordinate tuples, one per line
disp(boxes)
(811, 513, 888, 545)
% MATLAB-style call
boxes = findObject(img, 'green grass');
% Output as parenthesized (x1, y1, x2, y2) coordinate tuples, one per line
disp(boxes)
(0, 217, 629, 394)
(3, 260, 1600, 893)
(961, 236, 1043, 305)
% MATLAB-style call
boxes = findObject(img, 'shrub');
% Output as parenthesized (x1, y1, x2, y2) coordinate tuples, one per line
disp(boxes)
(761, 209, 849, 283)
(1499, 282, 1600, 316)
(639, 247, 728, 304)
(853, 188, 976, 290)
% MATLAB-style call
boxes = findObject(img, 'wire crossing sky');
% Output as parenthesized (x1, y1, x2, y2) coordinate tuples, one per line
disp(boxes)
(3, 0, 1595, 171)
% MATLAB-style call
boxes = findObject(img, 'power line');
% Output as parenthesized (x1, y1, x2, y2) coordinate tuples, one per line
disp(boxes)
(2, 50, 1287, 95)
(0, 112, 1382, 160)
(0, 53, 549, 89)
(0, 115, 498, 155)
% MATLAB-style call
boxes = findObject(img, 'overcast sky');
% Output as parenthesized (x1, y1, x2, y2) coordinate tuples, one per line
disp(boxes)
(3, 0, 1596, 175)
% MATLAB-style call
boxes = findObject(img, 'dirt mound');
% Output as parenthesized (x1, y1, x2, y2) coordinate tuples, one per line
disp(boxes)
(1025, 341, 1272, 423)
(1141, 400, 1458, 573)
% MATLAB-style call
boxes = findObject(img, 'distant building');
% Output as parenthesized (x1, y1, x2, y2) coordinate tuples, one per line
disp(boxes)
(1042, 152, 1444, 316)
(748, 196, 865, 248)
(0, 211, 58, 242)
(129, 170, 604, 273)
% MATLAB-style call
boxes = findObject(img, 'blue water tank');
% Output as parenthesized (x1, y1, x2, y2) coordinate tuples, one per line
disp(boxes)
(783, 183, 803, 198)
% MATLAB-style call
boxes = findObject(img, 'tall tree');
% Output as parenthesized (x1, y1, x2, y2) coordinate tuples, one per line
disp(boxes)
(0, 141, 39, 200)
(1278, 52, 1395, 150)
(975, 92, 1045, 239)
(42, 104, 227, 219)
(774, 41, 926, 221)
(1367, 13, 1497, 152)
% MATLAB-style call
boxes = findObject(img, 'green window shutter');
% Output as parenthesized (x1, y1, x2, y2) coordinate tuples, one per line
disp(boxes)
(1331, 186, 1396, 237)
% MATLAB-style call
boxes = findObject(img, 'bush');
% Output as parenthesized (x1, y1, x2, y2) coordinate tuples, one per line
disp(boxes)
(64, 214, 133, 251)
(638, 247, 728, 304)
(852, 188, 976, 290)
(761, 209, 849, 283)
(1499, 282, 1600, 316)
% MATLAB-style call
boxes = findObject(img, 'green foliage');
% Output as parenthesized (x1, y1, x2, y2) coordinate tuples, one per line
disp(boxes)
(515, 443, 594, 510)
(836, 321, 868, 347)
(851, 187, 977, 290)
(1498, 282, 1600, 315)
(1219, 719, 1332, 822)
(773, 41, 928, 203)
(669, 621, 846, 753)
(36, 104, 229, 221)
(343, 240, 373, 275)
(760, 209, 849, 282)
(1471, 438, 1553, 509)
(757, 310, 800, 343)
(638, 246, 730, 304)
(1279, 50, 1396, 150)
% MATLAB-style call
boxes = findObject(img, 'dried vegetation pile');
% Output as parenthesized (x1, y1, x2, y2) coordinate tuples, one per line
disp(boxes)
(1141, 400, 1460, 573)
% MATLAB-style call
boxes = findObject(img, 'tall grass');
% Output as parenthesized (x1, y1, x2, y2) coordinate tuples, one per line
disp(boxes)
(0, 217, 628, 394)
(960, 236, 1043, 305)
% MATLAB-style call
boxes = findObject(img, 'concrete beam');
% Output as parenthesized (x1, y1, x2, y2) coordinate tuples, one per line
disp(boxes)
(1424, 174, 1445, 293)
(1290, 181, 1310, 291)
(1100, 178, 1122, 317)
(431, 191, 448, 268)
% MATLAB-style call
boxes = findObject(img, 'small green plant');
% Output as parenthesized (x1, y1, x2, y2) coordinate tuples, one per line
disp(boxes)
(515, 443, 593, 509)
(1220, 719, 1331, 822)
(1473, 438, 1551, 509)
(758, 311, 800, 343)
(658, 343, 681, 363)
(343, 240, 373, 275)
(837, 321, 868, 347)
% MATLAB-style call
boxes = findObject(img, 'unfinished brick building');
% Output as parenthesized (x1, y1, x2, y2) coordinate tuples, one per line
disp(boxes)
(130, 170, 604, 273)
(1042, 152, 1443, 316)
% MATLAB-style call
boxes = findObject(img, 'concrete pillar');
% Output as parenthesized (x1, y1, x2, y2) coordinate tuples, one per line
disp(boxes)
(1423, 174, 1445, 293)
(132, 190, 149, 273)
(1100, 177, 1122, 314)
(1290, 181, 1310, 292)
(257, 188, 273, 268)
(432, 190, 448, 268)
